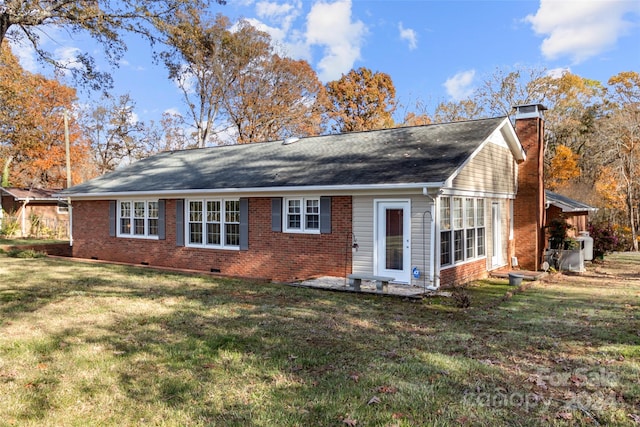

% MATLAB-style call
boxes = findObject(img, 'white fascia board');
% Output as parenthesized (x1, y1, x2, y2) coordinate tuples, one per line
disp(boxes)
(61, 182, 447, 200)
(499, 118, 526, 162)
(446, 118, 525, 186)
(440, 188, 516, 199)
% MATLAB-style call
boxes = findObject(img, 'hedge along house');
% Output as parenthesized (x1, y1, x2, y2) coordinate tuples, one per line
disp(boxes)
(58, 104, 547, 289)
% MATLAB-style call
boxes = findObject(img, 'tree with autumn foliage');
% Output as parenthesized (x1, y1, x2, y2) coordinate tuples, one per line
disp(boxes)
(596, 71, 640, 251)
(0, 0, 225, 90)
(0, 42, 92, 188)
(326, 67, 397, 133)
(547, 145, 581, 191)
(158, 12, 326, 146)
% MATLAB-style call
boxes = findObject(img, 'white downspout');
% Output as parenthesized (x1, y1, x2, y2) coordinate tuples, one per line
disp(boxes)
(423, 188, 440, 291)
(21, 197, 29, 237)
(68, 197, 73, 246)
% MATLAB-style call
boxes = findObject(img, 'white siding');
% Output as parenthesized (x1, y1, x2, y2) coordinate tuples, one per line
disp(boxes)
(352, 194, 434, 286)
(352, 196, 374, 275)
(410, 195, 433, 287)
(453, 141, 517, 194)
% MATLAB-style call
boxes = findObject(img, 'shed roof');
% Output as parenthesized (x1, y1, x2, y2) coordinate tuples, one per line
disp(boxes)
(1, 187, 62, 201)
(545, 190, 598, 213)
(60, 117, 514, 197)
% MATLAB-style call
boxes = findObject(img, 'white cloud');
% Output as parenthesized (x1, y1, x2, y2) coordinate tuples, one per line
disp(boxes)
(256, 1, 296, 19)
(398, 22, 417, 50)
(444, 69, 476, 100)
(546, 67, 570, 78)
(129, 111, 140, 125)
(525, 0, 640, 63)
(9, 39, 39, 72)
(163, 108, 182, 117)
(305, 0, 367, 82)
(54, 46, 84, 75)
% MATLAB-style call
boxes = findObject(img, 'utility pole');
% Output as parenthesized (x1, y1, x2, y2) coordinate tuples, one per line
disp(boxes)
(63, 109, 73, 245)
(64, 109, 71, 188)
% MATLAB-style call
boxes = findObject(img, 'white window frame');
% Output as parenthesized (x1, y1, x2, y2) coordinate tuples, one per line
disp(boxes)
(283, 197, 321, 234)
(56, 201, 69, 214)
(117, 200, 159, 239)
(440, 196, 486, 267)
(186, 198, 240, 250)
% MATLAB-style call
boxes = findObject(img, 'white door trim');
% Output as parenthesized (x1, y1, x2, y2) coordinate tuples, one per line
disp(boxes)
(491, 201, 502, 268)
(374, 199, 411, 283)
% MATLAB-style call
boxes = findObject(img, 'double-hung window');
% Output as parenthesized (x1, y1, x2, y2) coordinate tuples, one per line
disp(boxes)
(453, 197, 464, 262)
(118, 200, 159, 238)
(477, 199, 486, 256)
(440, 197, 451, 266)
(187, 199, 240, 249)
(440, 196, 486, 266)
(284, 198, 320, 233)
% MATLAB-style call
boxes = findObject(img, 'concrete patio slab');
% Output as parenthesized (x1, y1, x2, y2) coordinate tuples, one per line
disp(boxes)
(290, 276, 429, 299)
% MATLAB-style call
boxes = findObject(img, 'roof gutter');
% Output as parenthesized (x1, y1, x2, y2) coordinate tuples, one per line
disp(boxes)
(55, 182, 448, 200)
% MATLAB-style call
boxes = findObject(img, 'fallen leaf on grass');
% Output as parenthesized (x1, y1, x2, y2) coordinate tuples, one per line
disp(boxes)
(570, 375, 584, 386)
(376, 385, 398, 394)
(628, 414, 640, 424)
(342, 417, 357, 426)
(556, 412, 573, 420)
(527, 374, 547, 390)
(456, 415, 469, 424)
(367, 396, 381, 405)
(349, 372, 360, 383)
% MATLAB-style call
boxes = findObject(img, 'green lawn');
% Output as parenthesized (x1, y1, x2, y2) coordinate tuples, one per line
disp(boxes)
(0, 253, 638, 426)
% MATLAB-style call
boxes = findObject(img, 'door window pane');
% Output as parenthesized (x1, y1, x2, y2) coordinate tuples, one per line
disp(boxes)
(385, 208, 403, 270)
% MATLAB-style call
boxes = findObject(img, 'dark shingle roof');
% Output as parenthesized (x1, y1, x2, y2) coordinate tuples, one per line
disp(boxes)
(61, 117, 506, 196)
(1, 187, 61, 200)
(545, 190, 597, 213)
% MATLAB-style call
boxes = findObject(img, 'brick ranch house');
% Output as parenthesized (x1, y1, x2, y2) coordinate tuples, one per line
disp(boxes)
(59, 104, 550, 289)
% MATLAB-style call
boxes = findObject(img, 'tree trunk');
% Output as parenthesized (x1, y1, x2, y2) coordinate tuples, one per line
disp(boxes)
(0, 14, 10, 46)
(627, 190, 639, 251)
(2, 155, 13, 187)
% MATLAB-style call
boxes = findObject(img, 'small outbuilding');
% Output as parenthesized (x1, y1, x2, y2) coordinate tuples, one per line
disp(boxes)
(0, 187, 70, 238)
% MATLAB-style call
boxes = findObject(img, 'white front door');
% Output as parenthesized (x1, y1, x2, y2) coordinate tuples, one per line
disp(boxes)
(491, 202, 502, 268)
(376, 201, 411, 283)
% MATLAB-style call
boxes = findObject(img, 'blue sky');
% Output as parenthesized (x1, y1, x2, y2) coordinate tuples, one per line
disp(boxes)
(11, 0, 640, 126)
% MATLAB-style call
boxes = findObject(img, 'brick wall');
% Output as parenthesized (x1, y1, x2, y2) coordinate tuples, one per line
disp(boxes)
(440, 258, 488, 287)
(513, 117, 545, 271)
(71, 197, 352, 282)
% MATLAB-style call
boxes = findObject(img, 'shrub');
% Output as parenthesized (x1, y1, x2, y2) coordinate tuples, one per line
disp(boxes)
(587, 221, 620, 259)
(547, 217, 574, 249)
(0, 211, 20, 237)
(452, 287, 471, 308)
(7, 249, 46, 258)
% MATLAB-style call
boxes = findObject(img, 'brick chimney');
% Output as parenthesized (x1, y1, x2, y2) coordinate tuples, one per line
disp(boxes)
(513, 103, 547, 271)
